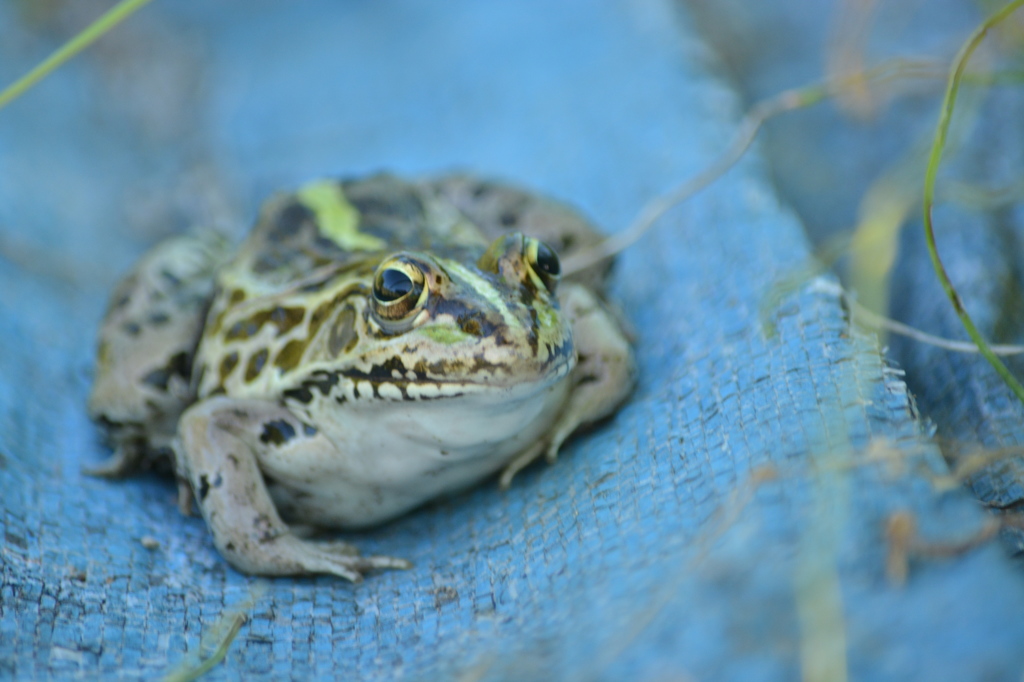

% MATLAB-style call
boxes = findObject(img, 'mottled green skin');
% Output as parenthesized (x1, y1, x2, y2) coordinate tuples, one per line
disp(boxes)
(195, 175, 577, 404)
(89, 173, 634, 579)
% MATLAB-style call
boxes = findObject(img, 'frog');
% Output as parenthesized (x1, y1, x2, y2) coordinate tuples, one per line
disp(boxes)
(88, 173, 635, 581)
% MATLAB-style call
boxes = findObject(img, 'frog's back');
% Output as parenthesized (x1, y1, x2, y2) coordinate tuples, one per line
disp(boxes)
(222, 175, 475, 296)
(220, 174, 609, 299)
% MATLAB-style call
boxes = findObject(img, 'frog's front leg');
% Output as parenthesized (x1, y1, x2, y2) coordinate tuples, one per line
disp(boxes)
(500, 282, 635, 487)
(177, 397, 411, 580)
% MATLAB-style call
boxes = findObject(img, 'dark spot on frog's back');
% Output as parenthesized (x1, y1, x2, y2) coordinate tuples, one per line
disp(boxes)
(226, 320, 259, 341)
(245, 349, 268, 382)
(343, 176, 425, 222)
(219, 352, 239, 382)
(274, 339, 307, 373)
(227, 306, 304, 341)
(269, 306, 304, 334)
(147, 311, 171, 326)
(197, 472, 222, 501)
(268, 202, 314, 243)
(259, 419, 297, 446)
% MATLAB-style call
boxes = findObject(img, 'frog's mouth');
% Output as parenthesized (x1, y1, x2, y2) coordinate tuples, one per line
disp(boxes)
(349, 336, 575, 397)
(283, 339, 575, 405)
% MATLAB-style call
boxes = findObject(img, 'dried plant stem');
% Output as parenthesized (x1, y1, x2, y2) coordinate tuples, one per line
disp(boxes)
(562, 57, 951, 277)
(845, 294, 1024, 355)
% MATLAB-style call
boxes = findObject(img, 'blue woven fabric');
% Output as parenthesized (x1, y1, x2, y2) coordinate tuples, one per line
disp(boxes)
(3, 2, 1024, 680)
(686, 0, 1024, 550)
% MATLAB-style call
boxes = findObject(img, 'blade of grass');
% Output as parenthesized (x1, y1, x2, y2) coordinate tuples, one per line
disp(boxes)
(0, 0, 156, 111)
(922, 0, 1024, 405)
(162, 613, 246, 682)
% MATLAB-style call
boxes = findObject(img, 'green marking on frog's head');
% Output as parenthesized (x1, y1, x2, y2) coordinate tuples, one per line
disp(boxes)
(420, 325, 475, 345)
(298, 180, 386, 252)
(535, 305, 558, 332)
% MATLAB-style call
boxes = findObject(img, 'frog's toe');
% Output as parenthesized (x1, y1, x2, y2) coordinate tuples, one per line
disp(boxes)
(498, 441, 546, 489)
(269, 535, 411, 581)
(312, 538, 365, 556)
(350, 552, 413, 573)
(84, 444, 143, 478)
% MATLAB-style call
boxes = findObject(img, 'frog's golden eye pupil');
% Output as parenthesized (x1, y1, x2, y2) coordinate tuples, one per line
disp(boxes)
(534, 242, 560, 277)
(376, 269, 413, 302)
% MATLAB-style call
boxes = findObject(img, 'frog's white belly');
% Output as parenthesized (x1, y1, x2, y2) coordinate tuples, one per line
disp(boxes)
(260, 377, 571, 528)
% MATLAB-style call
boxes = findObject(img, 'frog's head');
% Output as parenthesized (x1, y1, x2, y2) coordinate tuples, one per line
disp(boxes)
(317, 232, 575, 401)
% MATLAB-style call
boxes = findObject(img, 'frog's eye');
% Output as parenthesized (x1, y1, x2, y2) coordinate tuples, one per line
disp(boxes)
(376, 268, 414, 302)
(478, 233, 561, 295)
(525, 238, 561, 293)
(371, 256, 427, 324)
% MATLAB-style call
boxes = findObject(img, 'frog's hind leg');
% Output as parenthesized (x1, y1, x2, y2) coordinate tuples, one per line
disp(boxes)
(177, 397, 411, 580)
(88, 233, 229, 481)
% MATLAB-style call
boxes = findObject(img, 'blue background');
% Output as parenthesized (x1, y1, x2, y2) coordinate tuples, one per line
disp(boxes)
(2, 1, 1024, 679)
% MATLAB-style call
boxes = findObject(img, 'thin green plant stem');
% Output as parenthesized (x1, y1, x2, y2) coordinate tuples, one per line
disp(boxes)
(0, 0, 156, 111)
(922, 0, 1024, 404)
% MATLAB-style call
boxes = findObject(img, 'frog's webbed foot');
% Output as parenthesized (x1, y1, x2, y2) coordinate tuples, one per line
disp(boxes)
(177, 397, 411, 580)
